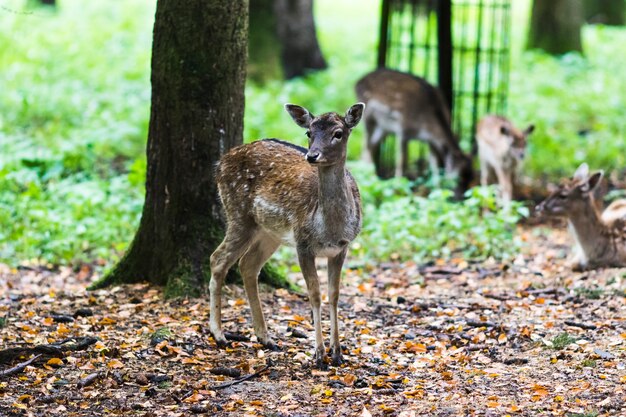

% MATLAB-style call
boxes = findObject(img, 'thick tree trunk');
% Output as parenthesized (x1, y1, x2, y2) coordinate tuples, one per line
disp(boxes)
(527, 0, 584, 55)
(275, 0, 327, 79)
(248, 0, 327, 81)
(92, 0, 284, 296)
(584, 0, 625, 26)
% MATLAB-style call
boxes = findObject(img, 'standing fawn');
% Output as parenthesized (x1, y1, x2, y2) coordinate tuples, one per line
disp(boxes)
(355, 68, 473, 198)
(537, 163, 626, 270)
(209, 103, 365, 369)
(476, 115, 534, 206)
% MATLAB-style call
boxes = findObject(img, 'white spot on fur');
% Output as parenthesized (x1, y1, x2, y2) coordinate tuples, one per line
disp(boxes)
(254, 196, 286, 217)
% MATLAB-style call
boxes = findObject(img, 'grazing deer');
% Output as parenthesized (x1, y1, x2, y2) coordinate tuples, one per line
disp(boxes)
(355, 68, 473, 198)
(536, 163, 626, 270)
(476, 115, 534, 205)
(209, 103, 365, 369)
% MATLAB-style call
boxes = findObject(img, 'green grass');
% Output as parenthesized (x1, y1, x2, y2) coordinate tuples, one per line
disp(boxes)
(1, 0, 625, 269)
(550, 333, 578, 350)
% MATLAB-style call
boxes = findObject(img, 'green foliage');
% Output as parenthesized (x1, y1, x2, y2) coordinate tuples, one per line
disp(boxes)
(574, 286, 604, 300)
(0, 1, 152, 267)
(550, 332, 578, 350)
(350, 162, 528, 263)
(509, 29, 626, 178)
(579, 359, 596, 368)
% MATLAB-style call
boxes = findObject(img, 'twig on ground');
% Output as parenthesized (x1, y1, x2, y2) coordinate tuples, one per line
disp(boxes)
(0, 336, 97, 365)
(0, 354, 42, 378)
(564, 320, 597, 330)
(77, 371, 104, 388)
(224, 332, 250, 342)
(207, 365, 269, 390)
(481, 293, 512, 301)
(209, 367, 241, 378)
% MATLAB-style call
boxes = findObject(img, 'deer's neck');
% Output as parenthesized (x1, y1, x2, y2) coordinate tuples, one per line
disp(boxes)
(317, 163, 355, 222)
(568, 200, 610, 255)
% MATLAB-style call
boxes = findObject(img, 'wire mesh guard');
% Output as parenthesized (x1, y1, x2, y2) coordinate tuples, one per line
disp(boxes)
(374, 0, 511, 179)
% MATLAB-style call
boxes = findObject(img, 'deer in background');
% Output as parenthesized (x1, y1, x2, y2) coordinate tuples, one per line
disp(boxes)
(209, 103, 365, 369)
(476, 115, 534, 206)
(355, 68, 474, 198)
(537, 163, 626, 270)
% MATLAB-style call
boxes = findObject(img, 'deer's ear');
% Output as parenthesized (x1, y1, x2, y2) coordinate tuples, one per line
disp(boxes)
(524, 124, 535, 136)
(583, 171, 603, 193)
(285, 104, 313, 128)
(345, 103, 365, 129)
(573, 163, 589, 181)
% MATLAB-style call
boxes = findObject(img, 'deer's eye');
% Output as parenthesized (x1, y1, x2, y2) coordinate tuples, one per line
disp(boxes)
(305, 131, 311, 138)
(333, 130, 343, 140)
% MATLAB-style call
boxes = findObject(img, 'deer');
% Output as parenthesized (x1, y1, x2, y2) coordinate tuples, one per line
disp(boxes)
(209, 103, 365, 370)
(536, 163, 626, 270)
(355, 67, 474, 198)
(476, 115, 535, 205)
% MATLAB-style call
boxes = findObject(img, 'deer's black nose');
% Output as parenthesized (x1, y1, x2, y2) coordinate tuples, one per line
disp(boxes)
(306, 152, 320, 163)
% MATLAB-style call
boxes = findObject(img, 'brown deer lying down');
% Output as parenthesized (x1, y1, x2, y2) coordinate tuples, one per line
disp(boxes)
(476, 115, 534, 205)
(355, 68, 473, 198)
(537, 163, 626, 270)
(209, 103, 365, 369)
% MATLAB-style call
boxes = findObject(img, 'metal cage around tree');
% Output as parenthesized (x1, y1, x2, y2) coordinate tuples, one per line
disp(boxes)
(375, 0, 512, 178)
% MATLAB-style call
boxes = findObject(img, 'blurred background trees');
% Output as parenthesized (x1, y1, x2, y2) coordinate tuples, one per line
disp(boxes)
(527, 0, 584, 54)
(249, 0, 327, 81)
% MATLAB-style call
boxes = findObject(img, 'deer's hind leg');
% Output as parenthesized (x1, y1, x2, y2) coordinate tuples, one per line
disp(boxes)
(209, 223, 258, 347)
(239, 232, 280, 350)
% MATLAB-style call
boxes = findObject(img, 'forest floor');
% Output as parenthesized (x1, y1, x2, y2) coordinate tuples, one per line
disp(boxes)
(1, 224, 625, 417)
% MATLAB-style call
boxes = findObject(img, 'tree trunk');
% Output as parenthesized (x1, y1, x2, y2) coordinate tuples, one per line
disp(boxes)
(248, 0, 327, 81)
(92, 0, 285, 297)
(527, 0, 584, 55)
(584, 0, 625, 26)
(275, 0, 327, 79)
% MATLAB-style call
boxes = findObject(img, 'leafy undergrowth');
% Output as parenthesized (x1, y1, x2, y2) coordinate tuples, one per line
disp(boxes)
(1, 226, 625, 417)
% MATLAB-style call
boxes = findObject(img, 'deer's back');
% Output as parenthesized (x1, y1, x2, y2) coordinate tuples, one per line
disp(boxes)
(601, 199, 626, 228)
(356, 68, 453, 142)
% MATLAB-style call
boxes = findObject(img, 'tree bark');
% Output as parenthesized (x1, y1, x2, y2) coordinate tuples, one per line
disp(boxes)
(274, 0, 327, 79)
(584, 0, 625, 26)
(248, 0, 327, 81)
(527, 0, 584, 55)
(92, 0, 284, 296)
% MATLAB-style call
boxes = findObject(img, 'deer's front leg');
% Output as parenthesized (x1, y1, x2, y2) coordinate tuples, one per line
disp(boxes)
(296, 245, 325, 370)
(494, 167, 513, 206)
(327, 248, 347, 366)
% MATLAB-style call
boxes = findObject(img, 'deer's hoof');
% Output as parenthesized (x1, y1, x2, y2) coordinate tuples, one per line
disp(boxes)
(214, 337, 229, 348)
(330, 351, 344, 367)
(314, 347, 329, 370)
(315, 356, 329, 371)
